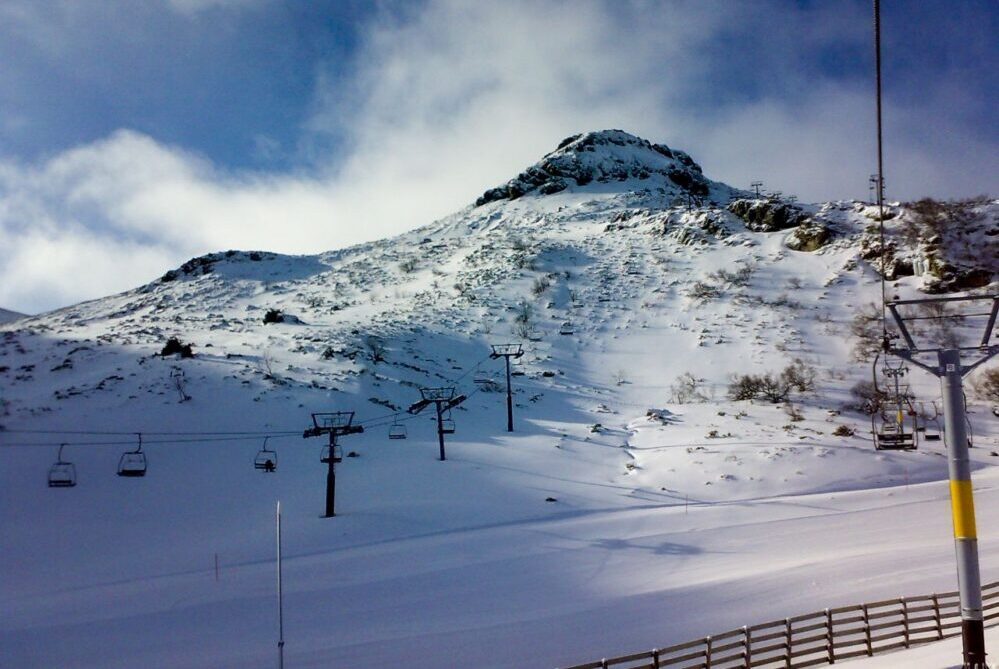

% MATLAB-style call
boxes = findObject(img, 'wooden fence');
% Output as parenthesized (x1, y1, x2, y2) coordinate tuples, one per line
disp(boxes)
(560, 580, 999, 669)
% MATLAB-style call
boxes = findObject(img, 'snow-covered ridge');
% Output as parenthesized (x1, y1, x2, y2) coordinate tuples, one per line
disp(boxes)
(0, 307, 26, 324)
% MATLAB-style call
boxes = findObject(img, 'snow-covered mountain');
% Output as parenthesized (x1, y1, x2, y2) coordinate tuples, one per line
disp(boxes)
(2, 130, 998, 668)
(0, 307, 26, 324)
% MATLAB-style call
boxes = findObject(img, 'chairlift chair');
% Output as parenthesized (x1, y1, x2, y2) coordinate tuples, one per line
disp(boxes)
(320, 444, 343, 463)
(473, 370, 493, 384)
(388, 421, 407, 440)
(440, 410, 456, 434)
(254, 437, 278, 472)
(48, 443, 77, 488)
(870, 354, 917, 451)
(559, 321, 574, 335)
(117, 434, 148, 477)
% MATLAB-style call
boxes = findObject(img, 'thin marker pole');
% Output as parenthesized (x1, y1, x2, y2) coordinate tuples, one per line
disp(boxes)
(277, 501, 285, 669)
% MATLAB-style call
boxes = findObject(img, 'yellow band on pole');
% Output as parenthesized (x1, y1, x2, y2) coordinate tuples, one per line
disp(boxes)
(951, 479, 977, 539)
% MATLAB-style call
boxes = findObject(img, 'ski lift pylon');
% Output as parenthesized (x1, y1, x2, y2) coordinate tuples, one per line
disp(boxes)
(48, 443, 77, 488)
(254, 437, 277, 472)
(117, 433, 148, 477)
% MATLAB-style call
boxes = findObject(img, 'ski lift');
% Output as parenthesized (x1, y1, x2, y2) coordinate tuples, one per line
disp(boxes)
(117, 433, 148, 477)
(872, 355, 917, 451)
(440, 411, 456, 434)
(320, 444, 343, 463)
(48, 443, 76, 488)
(526, 329, 543, 342)
(473, 367, 493, 384)
(388, 418, 407, 440)
(559, 321, 574, 335)
(254, 437, 277, 472)
(918, 401, 942, 441)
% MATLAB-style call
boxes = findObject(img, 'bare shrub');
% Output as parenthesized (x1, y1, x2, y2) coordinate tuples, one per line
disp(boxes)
(758, 373, 791, 403)
(364, 335, 386, 363)
(971, 367, 999, 403)
(728, 374, 763, 401)
(514, 300, 533, 325)
(850, 303, 884, 362)
(670, 372, 707, 403)
(848, 380, 887, 415)
(531, 276, 551, 297)
(688, 280, 723, 303)
(781, 359, 816, 392)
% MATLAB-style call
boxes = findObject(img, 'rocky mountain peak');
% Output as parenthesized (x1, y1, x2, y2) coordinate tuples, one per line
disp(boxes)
(475, 129, 728, 207)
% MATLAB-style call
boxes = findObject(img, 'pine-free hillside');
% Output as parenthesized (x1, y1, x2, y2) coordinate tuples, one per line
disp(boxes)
(1, 130, 997, 669)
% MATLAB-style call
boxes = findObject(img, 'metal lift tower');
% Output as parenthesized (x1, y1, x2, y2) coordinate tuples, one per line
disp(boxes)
(886, 295, 999, 669)
(490, 343, 525, 432)
(303, 411, 363, 517)
(409, 388, 466, 461)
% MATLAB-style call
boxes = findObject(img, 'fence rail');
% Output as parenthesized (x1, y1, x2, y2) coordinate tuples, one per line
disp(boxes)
(560, 580, 999, 669)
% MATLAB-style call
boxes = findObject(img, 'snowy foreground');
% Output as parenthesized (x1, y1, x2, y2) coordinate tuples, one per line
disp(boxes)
(3, 397, 998, 668)
(2, 131, 997, 667)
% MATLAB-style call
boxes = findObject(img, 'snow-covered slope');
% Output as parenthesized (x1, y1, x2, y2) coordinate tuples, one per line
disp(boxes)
(2, 130, 997, 668)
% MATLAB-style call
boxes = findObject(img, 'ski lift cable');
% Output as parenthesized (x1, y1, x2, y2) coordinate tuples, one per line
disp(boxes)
(874, 0, 889, 343)
(1, 433, 304, 448)
(3, 428, 303, 436)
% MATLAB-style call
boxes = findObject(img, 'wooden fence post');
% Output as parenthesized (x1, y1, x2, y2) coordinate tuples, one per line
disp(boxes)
(652, 647, 660, 669)
(706, 635, 712, 668)
(932, 593, 943, 639)
(826, 608, 835, 664)
(901, 598, 909, 648)
(785, 618, 792, 669)
(743, 626, 751, 669)
(862, 605, 872, 656)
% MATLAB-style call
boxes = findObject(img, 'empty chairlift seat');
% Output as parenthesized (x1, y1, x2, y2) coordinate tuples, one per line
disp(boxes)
(320, 445, 343, 463)
(117, 434, 148, 477)
(48, 444, 77, 488)
(388, 423, 407, 440)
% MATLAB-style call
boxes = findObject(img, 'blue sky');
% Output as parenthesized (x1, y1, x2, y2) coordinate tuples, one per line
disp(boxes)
(0, 0, 996, 313)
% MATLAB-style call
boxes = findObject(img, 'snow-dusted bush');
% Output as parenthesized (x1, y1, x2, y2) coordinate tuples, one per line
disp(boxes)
(847, 380, 887, 415)
(971, 368, 999, 403)
(531, 276, 551, 297)
(670, 372, 707, 403)
(364, 336, 386, 363)
(849, 303, 883, 362)
(160, 337, 193, 358)
(263, 309, 283, 324)
(728, 362, 815, 403)
(688, 280, 722, 303)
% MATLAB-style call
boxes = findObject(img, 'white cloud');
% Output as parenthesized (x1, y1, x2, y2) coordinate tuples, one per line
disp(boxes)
(0, 0, 995, 314)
